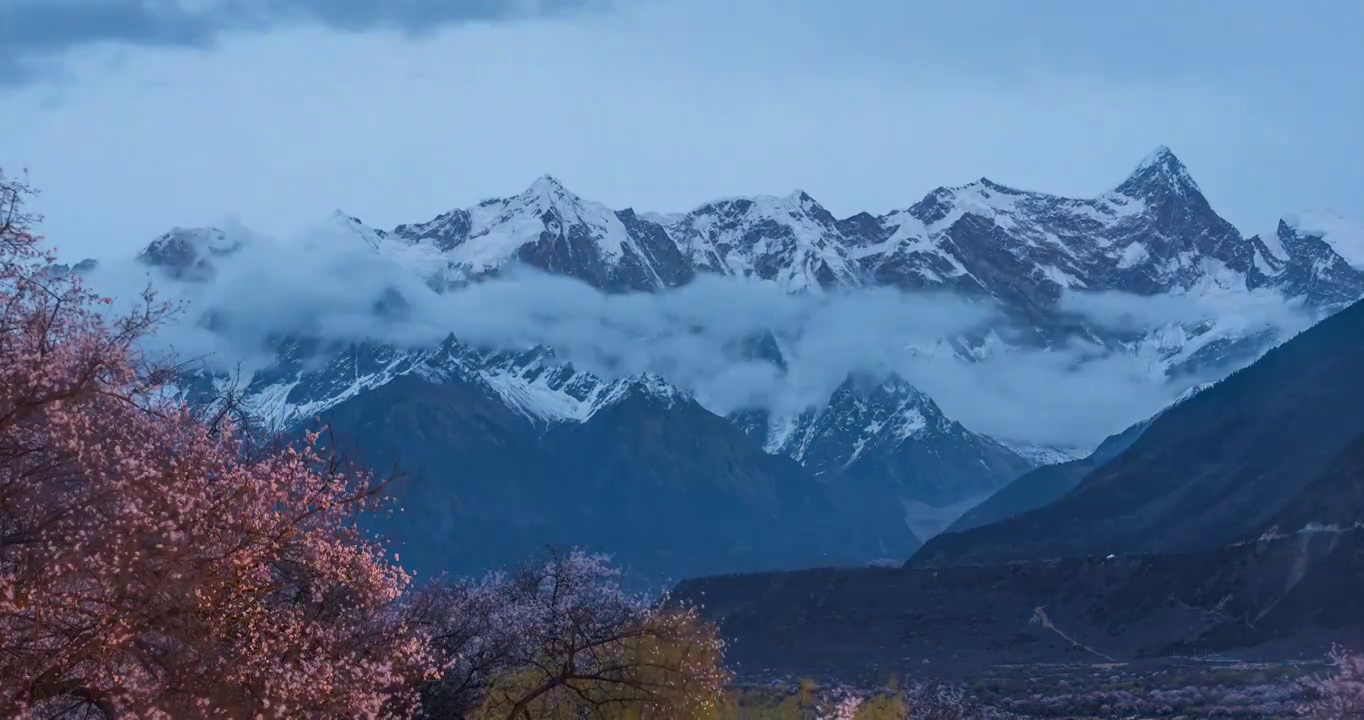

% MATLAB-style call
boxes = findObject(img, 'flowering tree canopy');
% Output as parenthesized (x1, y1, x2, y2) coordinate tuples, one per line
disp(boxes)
(408, 547, 732, 720)
(0, 169, 440, 718)
(1303, 645, 1364, 719)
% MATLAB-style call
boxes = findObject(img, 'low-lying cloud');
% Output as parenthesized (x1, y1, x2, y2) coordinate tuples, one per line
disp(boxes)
(82, 218, 1315, 449)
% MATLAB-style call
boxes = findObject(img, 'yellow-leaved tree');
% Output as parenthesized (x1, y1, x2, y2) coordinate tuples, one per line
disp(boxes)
(410, 548, 733, 720)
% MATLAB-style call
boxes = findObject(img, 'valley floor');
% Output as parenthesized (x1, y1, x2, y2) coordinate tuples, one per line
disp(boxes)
(731, 657, 1326, 719)
(672, 532, 1364, 718)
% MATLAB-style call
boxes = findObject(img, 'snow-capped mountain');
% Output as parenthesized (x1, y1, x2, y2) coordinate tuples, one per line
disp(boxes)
(1280, 210, 1364, 271)
(734, 374, 1033, 508)
(842, 148, 1363, 366)
(339, 146, 1362, 382)
(137, 226, 247, 281)
(139, 146, 1364, 479)
(113, 145, 1364, 578)
(189, 333, 681, 436)
(847, 147, 1345, 304)
(388, 175, 694, 292)
(664, 191, 866, 291)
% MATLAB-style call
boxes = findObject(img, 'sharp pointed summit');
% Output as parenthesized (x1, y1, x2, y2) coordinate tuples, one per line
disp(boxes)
(1115, 145, 1202, 197)
(325, 209, 365, 226)
(518, 174, 599, 221)
(525, 174, 575, 201)
(316, 209, 386, 252)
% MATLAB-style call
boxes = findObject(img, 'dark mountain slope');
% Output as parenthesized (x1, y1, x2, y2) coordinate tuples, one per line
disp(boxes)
(908, 297, 1364, 568)
(322, 374, 917, 585)
(319, 374, 549, 580)
(943, 414, 1152, 533)
(1265, 430, 1364, 535)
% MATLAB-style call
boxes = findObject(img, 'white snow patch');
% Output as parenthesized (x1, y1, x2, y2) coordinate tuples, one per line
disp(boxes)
(1116, 242, 1150, 270)
(1042, 265, 1086, 288)
(481, 370, 594, 423)
(894, 407, 927, 440)
(1003, 442, 1088, 466)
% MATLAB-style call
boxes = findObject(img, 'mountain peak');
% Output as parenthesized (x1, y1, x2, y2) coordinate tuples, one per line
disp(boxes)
(518, 174, 596, 218)
(1282, 210, 1364, 270)
(137, 226, 244, 281)
(313, 209, 387, 253)
(325, 209, 369, 228)
(139, 226, 238, 260)
(1141, 144, 1177, 163)
(526, 174, 573, 199)
(1115, 145, 1201, 197)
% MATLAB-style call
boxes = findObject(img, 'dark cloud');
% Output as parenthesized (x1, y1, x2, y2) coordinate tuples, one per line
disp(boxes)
(0, 0, 607, 86)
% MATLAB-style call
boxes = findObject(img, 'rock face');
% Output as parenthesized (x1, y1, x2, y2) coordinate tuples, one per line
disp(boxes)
(114, 145, 1363, 581)
(137, 227, 245, 281)
(908, 297, 1364, 569)
(733, 374, 1034, 531)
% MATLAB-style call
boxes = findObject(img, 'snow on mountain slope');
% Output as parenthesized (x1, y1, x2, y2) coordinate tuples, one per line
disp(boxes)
(755, 375, 941, 468)
(118, 145, 1362, 513)
(851, 147, 1361, 318)
(663, 191, 865, 291)
(1003, 442, 1088, 467)
(261, 147, 1357, 330)
(132, 220, 1034, 508)
(837, 147, 1364, 379)
(1283, 210, 1364, 270)
(122, 216, 687, 437)
(225, 337, 685, 434)
(388, 175, 694, 293)
(734, 374, 1036, 508)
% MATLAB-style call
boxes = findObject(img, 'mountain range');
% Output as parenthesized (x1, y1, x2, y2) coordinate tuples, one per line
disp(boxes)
(86, 145, 1364, 582)
(675, 289, 1364, 676)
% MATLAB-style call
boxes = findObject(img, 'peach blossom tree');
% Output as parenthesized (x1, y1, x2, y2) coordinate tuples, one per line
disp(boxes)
(0, 169, 441, 718)
(1303, 645, 1364, 718)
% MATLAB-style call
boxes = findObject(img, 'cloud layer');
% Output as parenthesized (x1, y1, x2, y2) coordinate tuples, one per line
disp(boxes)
(81, 218, 1313, 449)
(0, 0, 606, 85)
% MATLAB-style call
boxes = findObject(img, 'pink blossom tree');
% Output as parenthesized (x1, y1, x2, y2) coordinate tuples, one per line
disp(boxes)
(0, 169, 441, 718)
(1303, 645, 1364, 718)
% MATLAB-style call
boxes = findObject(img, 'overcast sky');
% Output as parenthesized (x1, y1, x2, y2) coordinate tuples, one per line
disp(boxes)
(2, 0, 1361, 261)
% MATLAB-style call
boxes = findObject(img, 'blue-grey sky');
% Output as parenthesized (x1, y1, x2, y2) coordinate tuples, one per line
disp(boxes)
(2, 0, 1361, 261)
